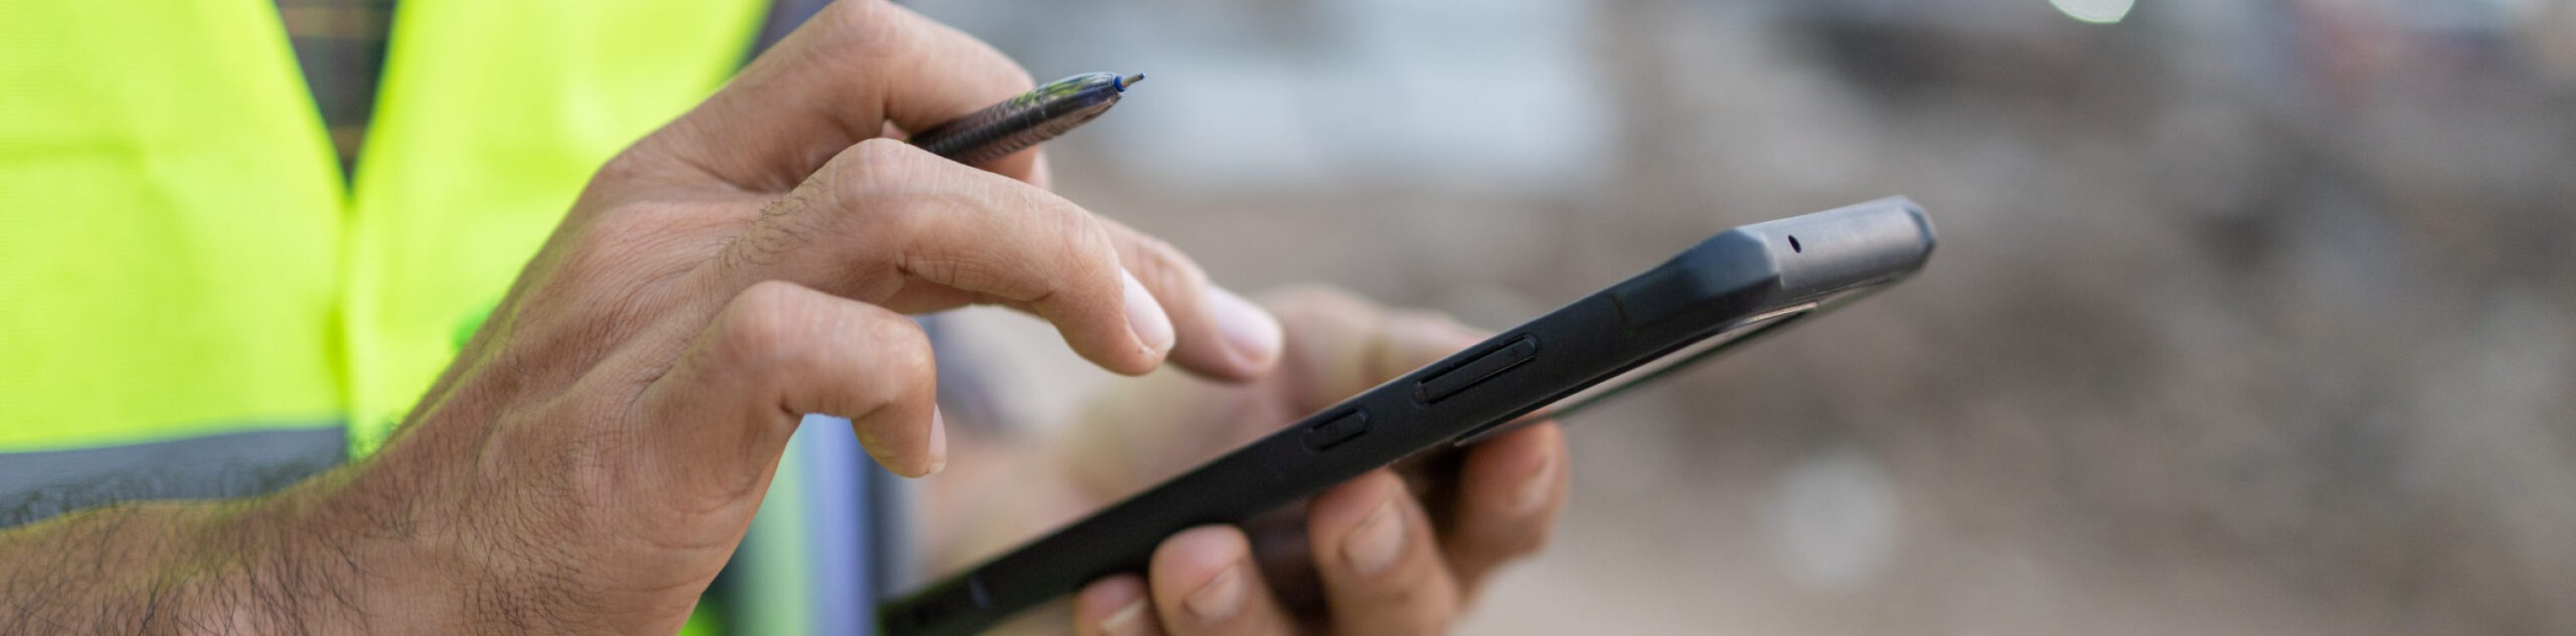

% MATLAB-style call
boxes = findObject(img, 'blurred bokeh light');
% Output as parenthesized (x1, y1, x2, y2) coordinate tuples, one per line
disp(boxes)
(911, 0, 2576, 633)
(2050, 0, 2135, 24)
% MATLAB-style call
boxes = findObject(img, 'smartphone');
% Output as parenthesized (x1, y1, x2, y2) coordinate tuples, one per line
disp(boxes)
(880, 198, 1937, 635)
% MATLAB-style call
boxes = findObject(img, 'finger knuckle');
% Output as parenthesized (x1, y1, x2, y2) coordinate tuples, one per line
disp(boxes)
(1050, 207, 1120, 277)
(1128, 232, 1210, 297)
(863, 313, 937, 399)
(838, 138, 924, 189)
(725, 190, 830, 272)
(817, 0, 898, 43)
(821, 139, 930, 231)
(717, 282, 814, 371)
(851, 136, 917, 163)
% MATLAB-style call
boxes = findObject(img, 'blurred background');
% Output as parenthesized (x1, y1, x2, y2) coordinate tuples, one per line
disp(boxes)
(908, 0, 2576, 633)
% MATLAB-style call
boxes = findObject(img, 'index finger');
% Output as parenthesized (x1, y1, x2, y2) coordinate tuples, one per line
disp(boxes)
(653, 0, 1042, 191)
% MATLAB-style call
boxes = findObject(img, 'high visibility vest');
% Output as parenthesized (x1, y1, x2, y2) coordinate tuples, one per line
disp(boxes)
(0, 1, 874, 633)
(1, 0, 768, 460)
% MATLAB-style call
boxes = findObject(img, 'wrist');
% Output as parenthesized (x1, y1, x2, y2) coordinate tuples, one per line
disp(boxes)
(196, 456, 475, 632)
(0, 486, 462, 633)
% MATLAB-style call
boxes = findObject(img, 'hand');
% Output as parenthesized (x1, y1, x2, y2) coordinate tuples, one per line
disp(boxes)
(934, 287, 1572, 635)
(0, 2, 1278, 633)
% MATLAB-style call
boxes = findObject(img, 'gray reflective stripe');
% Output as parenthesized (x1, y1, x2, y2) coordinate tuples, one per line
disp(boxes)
(0, 425, 346, 528)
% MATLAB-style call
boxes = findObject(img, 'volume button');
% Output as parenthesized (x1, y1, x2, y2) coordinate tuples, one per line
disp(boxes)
(1415, 336, 1539, 403)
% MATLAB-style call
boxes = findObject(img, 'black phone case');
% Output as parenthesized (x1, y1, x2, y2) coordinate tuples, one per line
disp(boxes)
(881, 198, 1937, 636)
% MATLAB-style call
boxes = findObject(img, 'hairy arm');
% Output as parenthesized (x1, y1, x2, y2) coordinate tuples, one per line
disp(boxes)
(0, 3, 1278, 633)
(0, 499, 333, 633)
(0, 476, 456, 633)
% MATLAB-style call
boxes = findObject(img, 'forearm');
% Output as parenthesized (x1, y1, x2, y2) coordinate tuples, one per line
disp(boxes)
(0, 477, 457, 633)
(0, 498, 316, 631)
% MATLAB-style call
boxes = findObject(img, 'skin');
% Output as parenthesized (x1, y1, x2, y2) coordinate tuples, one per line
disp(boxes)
(925, 287, 1570, 636)
(0, 2, 1568, 633)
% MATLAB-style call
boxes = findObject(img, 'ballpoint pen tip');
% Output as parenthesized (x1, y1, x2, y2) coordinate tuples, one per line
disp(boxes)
(1119, 73, 1145, 89)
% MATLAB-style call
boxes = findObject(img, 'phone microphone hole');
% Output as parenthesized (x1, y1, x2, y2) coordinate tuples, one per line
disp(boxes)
(1788, 235, 1803, 253)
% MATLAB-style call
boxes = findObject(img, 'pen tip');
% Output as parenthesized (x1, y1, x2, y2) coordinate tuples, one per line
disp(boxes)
(1119, 72, 1145, 89)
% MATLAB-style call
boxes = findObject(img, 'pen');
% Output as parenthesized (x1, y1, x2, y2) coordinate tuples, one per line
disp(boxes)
(908, 71, 1143, 166)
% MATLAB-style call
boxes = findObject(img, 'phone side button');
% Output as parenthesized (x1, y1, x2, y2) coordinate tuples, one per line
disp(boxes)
(1416, 335, 1540, 403)
(1303, 410, 1371, 451)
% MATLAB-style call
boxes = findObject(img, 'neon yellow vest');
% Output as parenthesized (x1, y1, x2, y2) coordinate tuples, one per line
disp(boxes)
(0, 0, 764, 453)
(1, 0, 772, 631)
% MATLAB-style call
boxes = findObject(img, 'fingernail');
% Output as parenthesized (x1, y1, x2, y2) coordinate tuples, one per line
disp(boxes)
(922, 407, 948, 477)
(1512, 453, 1555, 515)
(1122, 270, 1176, 359)
(1207, 286, 1283, 369)
(1343, 498, 1405, 576)
(1099, 599, 1152, 636)
(1184, 563, 1244, 623)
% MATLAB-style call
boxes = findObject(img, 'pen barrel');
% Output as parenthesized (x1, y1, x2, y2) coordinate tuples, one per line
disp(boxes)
(911, 72, 1128, 166)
